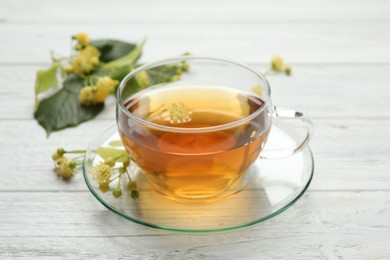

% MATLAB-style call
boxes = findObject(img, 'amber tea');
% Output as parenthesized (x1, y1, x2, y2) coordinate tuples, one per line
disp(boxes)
(117, 85, 271, 201)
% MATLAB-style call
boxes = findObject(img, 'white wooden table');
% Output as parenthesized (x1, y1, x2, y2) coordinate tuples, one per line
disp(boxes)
(1, 0, 390, 258)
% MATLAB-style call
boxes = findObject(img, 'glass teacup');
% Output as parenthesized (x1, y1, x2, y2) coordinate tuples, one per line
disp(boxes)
(116, 57, 312, 202)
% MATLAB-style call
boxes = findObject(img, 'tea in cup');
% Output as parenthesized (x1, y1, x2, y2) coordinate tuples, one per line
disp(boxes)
(117, 57, 312, 202)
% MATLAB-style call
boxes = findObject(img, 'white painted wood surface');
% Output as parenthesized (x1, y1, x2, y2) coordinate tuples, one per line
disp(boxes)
(0, 0, 389, 258)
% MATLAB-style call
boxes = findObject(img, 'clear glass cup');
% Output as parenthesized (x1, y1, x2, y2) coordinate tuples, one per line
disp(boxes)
(116, 56, 312, 203)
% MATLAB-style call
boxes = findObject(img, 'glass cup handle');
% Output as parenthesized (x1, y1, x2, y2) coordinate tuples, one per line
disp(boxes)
(260, 107, 313, 159)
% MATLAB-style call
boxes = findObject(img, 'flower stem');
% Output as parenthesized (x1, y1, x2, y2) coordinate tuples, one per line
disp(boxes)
(64, 150, 86, 154)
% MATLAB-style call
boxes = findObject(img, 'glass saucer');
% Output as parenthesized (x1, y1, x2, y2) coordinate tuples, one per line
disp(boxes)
(83, 124, 314, 233)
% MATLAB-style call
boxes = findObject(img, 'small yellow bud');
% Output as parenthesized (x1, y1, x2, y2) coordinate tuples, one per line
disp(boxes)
(54, 157, 75, 178)
(271, 55, 285, 72)
(68, 160, 76, 169)
(63, 65, 73, 74)
(52, 152, 62, 161)
(104, 157, 115, 167)
(79, 86, 95, 106)
(57, 148, 65, 156)
(91, 56, 99, 66)
(69, 46, 101, 76)
(123, 159, 131, 168)
(251, 85, 262, 97)
(112, 188, 122, 198)
(73, 32, 90, 47)
(175, 67, 182, 75)
(170, 75, 180, 82)
(285, 66, 292, 76)
(181, 61, 189, 72)
(99, 182, 110, 193)
(135, 71, 149, 89)
(94, 76, 119, 103)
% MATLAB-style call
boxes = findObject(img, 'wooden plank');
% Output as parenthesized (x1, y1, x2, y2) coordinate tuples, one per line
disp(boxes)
(0, 191, 389, 259)
(1, 0, 390, 22)
(1, 64, 389, 120)
(0, 21, 389, 64)
(0, 118, 389, 191)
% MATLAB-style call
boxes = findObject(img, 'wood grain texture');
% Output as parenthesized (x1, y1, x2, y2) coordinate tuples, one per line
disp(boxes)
(0, 0, 389, 258)
(2, 0, 390, 22)
(0, 22, 389, 64)
(0, 192, 389, 259)
(1, 65, 390, 119)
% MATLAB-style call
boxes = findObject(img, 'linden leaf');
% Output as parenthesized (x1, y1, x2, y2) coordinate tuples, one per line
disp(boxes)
(96, 147, 129, 162)
(100, 38, 146, 70)
(120, 64, 179, 101)
(108, 140, 124, 147)
(90, 40, 136, 63)
(34, 76, 104, 136)
(34, 62, 60, 109)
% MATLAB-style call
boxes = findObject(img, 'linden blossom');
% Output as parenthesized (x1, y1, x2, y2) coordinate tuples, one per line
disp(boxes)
(51, 145, 139, 199)
(160, 102, 193, 124)
(34, 32, 188, 135)
(79, 76, 119, 106)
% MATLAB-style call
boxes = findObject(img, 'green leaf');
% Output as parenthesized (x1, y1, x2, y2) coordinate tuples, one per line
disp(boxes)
(90, 40, 136, 63)
(96, 147, 129, 162)
(92, 64, 133, 81)
(120, 76, 145, 101)
(108, 140, 124, 147)
(34, 62, 60, 109)
(34, 76, 104, 136)
(147, 65, 177, 85)
(120, 64, 181, 101)
(100, 38, 146, 70)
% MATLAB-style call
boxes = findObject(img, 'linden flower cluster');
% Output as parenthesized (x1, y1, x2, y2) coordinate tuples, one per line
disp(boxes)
(51, 147, 139, 199)
(271, 55, 292, 75)
(63, 33, 101, 77)
(79, 76, 119, 106)
(90, 158, 139, 199)
(51, 148, 81, 178)
(161, 102, 192, 124)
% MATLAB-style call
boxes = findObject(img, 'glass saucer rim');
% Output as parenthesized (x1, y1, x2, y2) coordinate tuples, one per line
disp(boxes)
(83, 124, 314, 233)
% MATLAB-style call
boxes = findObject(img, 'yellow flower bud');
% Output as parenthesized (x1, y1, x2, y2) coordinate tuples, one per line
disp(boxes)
(170, 75, 180, 82)
(181, 61, 189, 72)
(54, 157, 76, 178)
(285, 66, 292, 76)
(251, 85, 262, 97)
(104, 157, 115, 167)
(93, 76, 119, 103)
(79, 86, 95, 106)
(135, 71, 149, 89)
(271, 55, 285, 72)
(73, 32, 90, 47)
(52, 152, 63, 161)
(69, 46, 101, 76)
(63, 65, 73, 74)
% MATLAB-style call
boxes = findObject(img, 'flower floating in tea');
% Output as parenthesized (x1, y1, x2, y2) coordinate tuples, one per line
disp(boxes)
(160, 102, 192, 124)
